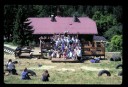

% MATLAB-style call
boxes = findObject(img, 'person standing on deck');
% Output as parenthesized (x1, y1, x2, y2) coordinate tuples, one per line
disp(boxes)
(76, 47, 82, 61)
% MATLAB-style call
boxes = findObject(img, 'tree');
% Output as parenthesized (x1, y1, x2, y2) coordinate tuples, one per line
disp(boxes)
(104, 23, 122, 41)
(92, 11, 118, 36)
(4, 5, 17, 42)
(112, 6, 122, 22)
(13, 5, 34, 46)
(85, 6, 93, 17)
(13, 7, 23, 45)
(23, 19, 34, 46)
(4, 5, 122, 46)
(109, 35, 122, 51)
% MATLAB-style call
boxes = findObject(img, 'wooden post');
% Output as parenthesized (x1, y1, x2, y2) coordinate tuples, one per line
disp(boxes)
(39, 36, 44, 58)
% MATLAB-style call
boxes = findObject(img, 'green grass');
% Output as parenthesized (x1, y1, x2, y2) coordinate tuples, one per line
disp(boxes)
(4, 54, 122, 84)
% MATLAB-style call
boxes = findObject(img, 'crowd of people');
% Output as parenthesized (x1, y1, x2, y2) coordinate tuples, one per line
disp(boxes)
(41, 32, 82, 60)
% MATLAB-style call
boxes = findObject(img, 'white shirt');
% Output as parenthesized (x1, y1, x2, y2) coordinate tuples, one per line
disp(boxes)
(7, 62, 15, 70)
(56, 52, 60, 58)
(75, 39, 79, 43)
(67, 38, 70, 43)
(61, 39, 65, 44)
(69, 51, 73, 58)
(76, 49, 82, 57)
(55, 40, 59, 46)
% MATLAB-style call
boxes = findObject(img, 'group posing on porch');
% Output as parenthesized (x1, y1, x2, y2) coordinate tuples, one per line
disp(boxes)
(40, 32, 82, 60)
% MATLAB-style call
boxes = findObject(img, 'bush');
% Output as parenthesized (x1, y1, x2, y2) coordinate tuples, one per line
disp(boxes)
(106, 35, 122, 52)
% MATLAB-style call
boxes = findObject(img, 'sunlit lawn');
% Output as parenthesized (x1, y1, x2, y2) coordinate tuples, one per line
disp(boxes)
(4, 54, 122, 84)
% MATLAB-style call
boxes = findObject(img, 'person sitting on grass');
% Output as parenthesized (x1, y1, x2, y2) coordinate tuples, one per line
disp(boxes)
(42, 70, 50, 81)
(6, 59, 18, 75)
(21, 68, 31, 80)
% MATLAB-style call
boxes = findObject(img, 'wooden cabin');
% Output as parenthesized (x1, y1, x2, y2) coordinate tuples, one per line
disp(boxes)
(28, 16, 105, 61)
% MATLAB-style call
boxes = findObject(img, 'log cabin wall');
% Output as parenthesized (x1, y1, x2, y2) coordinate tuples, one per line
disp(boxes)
(80, 35, 105, 58)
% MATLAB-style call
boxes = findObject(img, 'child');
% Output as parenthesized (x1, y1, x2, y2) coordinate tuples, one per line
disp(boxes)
(73, 48, 77, 60)
(68, 50, 73, 59)
(63, 50, 67, 59)
(51, 50, 57, 58)
(76, 47, 82, 61)
(56, 50, 60, 58)
(42, 70, 50, 81)
(21, 68, 31, 80)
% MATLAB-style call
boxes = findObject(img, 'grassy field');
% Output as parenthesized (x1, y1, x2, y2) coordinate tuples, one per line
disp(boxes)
(4, 54, 122, 84)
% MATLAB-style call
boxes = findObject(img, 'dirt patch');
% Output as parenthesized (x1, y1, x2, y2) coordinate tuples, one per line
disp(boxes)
(56, 68, 75, 72)
(80, 66, 109, 71)
(4, 54, 15, 60)
(29, 65, 55, 70)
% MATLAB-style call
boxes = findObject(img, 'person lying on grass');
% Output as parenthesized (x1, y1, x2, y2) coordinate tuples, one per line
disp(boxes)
(90, 56, 100, 63)
(21, 68, 31, 80)
(42, 70, 50, 81)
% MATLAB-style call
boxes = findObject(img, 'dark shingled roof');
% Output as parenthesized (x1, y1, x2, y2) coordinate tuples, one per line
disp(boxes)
(93, 35, 107, 41)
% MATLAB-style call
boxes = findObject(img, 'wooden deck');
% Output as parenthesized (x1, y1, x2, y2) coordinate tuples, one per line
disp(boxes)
(82, 41, 105, 59)
(51, 58, 80, 63)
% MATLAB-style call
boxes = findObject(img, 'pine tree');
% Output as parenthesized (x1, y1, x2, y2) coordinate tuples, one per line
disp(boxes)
(23, 18, 34, 46)
(13, 7, 23, 45)
(4, 5, 17, 42)
(13, 5, 34, 46)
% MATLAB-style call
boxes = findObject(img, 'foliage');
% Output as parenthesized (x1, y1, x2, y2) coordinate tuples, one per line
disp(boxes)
(109, 35, 122, 52)
(13, 5, 34, 46)
(4, 5, 122, 47)
(104, 23, 122, 41)
(12, 7, 23, 45)
(4, 5, 17, 42)
(22, 19, 34, 46)
(92, 11, 118, 36)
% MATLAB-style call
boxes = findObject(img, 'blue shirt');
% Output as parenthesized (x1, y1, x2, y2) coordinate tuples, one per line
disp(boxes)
(90, 59, 96, 63)
(21, 71, 28, 79)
